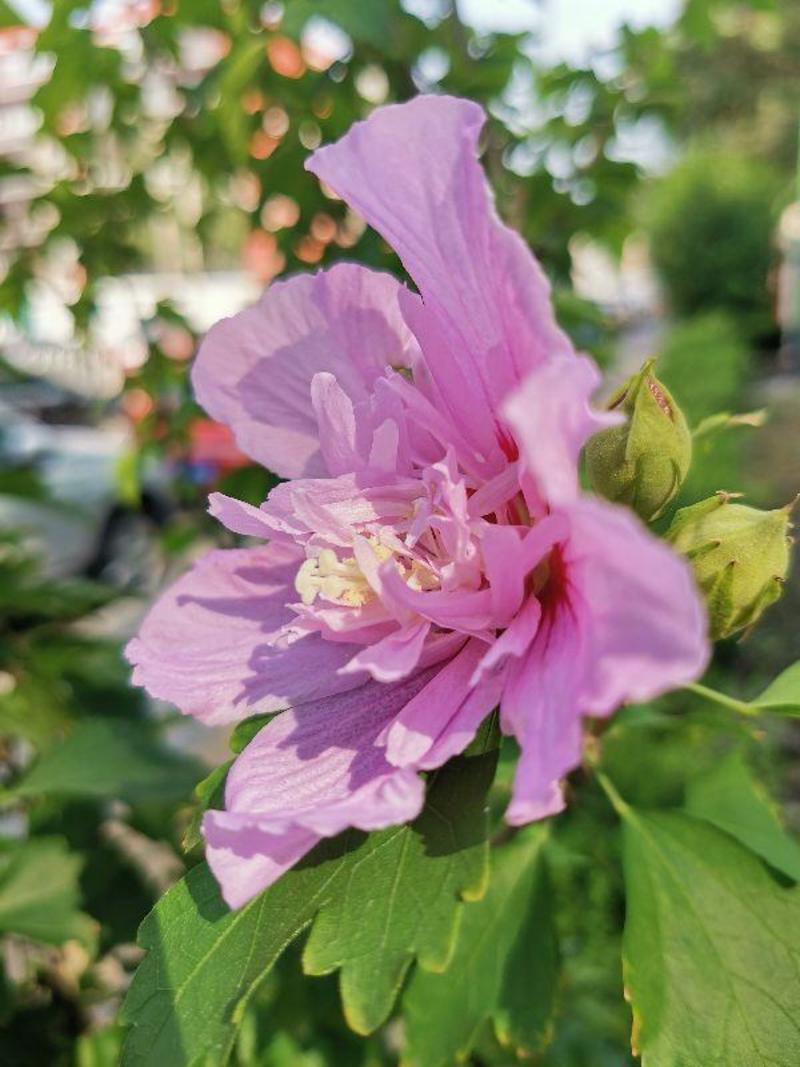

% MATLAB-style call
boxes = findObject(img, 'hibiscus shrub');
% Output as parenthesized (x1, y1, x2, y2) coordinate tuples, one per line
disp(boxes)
(119, 98, 800, 1067)
(3, 3, 800, 1064)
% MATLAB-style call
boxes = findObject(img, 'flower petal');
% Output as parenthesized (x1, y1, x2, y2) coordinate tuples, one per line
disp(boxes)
(310, 371, 360, 476)
(192, 264, 417, 478)
(259, 472, 421, 548)
(472, 595, 542, 686)
(502, 598, 584, 825)
(340, 619, 431, 683)
(502, 496, 709, 826)
(126, 545, 365, 724)
(384, 638, 504, 770)
(208, 492, 273, 538)
(203, 672, 433, 907)
(565, 496, 710, 714)
(504, 355, 621, 506)
(307, 95, 575, 467)
(377, 560, 495, 634)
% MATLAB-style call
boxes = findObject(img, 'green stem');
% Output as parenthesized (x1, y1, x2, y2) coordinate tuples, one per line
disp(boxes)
(596, 771, 630, 818)
(685, 681, 756, 716)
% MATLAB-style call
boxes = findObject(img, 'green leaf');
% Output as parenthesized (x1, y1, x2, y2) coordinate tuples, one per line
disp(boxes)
(230, 713, 277, 754)
(752, 660, 800, 716)
(403, 827, 558, 1066)
(182, 761, 231, 854)
(301, 739, 497, 1034)
(0, 838, 97, 949)
(685, 750, 800, 881)
(121, 846, 349, 1067)
(121, 742, 498, 1065)
(13, 719, 202, 803)
(621, 808, 800, 1066)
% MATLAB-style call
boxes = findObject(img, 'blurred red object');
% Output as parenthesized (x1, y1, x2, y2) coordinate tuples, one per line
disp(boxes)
(266, 36, 306, 79)
(188, 419, 250, 474)
(242, 229, 286, 282)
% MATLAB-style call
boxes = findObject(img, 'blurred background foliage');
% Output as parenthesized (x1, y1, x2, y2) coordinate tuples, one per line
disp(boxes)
(0, 0, 798, 1064)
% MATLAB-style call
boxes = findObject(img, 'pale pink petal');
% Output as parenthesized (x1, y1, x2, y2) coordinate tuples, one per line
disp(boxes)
(192, 264, 417, 478)
(200, 814, 318, 910)
(126, 545, 364, 724)
(503, 356, 622, 506)
(384, 639, 504, 770)
(502, 497, 709, 825)
(367, 418, 400, 472)
(208, 492, 273, 539)
(565, 496, 710, 715)
(384, 367, 479, 476)
(397, 290, 500, 471)
(341, 619, 431, 682)
(472, 595, 542, 685)
(481, 525, 527, 626)
(203, 672, 433, 907)
(310, 372, 361, 476)
(466, 462, 521, 520)
(260, 473, 421, 548)
(308, 95, 575, 466)
(377, 561, 495, 633)
(502, 597, 584, 825)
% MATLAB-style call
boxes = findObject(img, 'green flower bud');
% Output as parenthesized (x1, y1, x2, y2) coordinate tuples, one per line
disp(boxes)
(666, 492, 794, 639)
(586, 359, 692, 521)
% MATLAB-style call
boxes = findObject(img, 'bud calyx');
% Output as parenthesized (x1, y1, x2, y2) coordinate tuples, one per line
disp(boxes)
(666, 492, 793, 639)
(586, 360, 692, 522)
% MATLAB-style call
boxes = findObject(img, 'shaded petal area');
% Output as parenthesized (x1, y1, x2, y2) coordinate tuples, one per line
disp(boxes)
(192, 264, 417, 478)
(308, 95, 575, 467)
(203, 672, 434, 907)
(126, 545, 364, 725)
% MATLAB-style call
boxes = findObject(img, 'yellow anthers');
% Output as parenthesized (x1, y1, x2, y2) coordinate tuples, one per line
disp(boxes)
(295, 548, 376, 607)
(294, 539, 439, 607)
(406, 559, 440, 592)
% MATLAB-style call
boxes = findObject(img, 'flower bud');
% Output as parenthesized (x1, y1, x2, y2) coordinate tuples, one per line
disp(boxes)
(585, 359, 692, 521)
(666, 492, 794, 639)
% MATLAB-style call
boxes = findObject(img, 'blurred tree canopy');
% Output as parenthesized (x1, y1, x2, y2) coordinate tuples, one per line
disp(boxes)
(2, 0, 796, 334)
(646, 151, 781, 335)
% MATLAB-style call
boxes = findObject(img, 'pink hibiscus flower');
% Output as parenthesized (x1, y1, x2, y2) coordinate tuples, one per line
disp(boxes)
(127, 95, 709, 909)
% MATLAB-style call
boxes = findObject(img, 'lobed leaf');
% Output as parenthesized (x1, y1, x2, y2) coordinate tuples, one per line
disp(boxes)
(685, 750, 800, 881)
(121, 740, 498, 1065)
(621, 808, 800, 1066)
(301, 736, 497, 1034)
(402, 826, 558, 1066)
